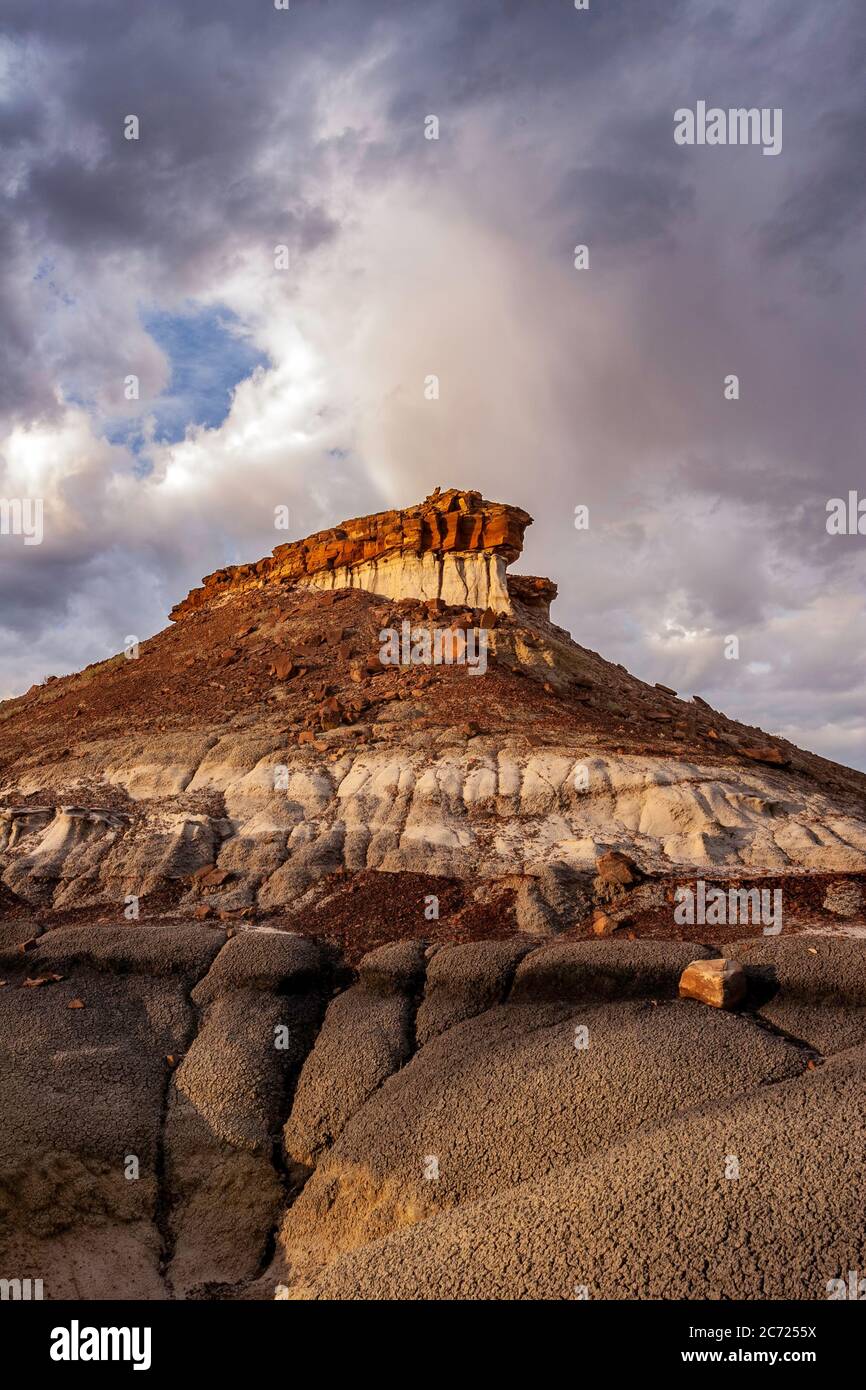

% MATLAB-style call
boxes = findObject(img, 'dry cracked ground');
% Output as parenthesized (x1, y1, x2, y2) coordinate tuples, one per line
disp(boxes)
(2, 922, 865, 1301)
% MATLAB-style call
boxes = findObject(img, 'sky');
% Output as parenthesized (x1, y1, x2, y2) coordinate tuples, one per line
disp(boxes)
(1, 0, 864, 768)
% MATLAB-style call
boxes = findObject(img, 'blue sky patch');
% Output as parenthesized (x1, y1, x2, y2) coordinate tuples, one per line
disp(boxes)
(142, 303, 269, 441)
(104, 303, 269, 458)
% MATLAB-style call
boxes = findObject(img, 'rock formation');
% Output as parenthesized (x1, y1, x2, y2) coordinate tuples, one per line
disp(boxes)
(170, 488, 533, 620)
(2, 488, 865, 928)
(1, 488, 865, 1301)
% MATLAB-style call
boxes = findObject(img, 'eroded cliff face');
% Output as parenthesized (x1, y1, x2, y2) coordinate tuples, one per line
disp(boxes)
(1, 490, 865, 934)
(170, 488, 532, 621)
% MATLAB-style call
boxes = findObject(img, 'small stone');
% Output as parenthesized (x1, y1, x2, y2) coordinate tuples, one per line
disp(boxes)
(271, 653, 297, 681)
(318, 695, 343, 729)
(679, 958, 747, 1010)
(741, 745, 789, 767)
(595, 850, 642, 889)
(200, 868, 231, 888)
(591, 909, 617, 937)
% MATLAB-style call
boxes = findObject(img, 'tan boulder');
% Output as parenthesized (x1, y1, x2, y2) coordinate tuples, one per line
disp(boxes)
(741, 745, 790, 768)
(594, 850, 643, 893)
(270, 653, 297, 681)
(678, 958, 747, 1010)
(591, 909, 618, 937)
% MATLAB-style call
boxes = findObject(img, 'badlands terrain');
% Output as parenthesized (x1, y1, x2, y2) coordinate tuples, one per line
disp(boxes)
(1, 487, 865, 1300)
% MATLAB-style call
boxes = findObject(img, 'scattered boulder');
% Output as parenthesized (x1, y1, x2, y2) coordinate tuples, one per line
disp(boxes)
(679, 958, 747, 1010)
(591, 909, 617, 937)
(270, 653, 297, 681)
(198, 868, 232, 890)
(317, 696, 344, 730)
(741, 745, 790, 767)
(593, 850, 643, 903)
(596, 851, 642, 886)
(350, 660, 386, 681)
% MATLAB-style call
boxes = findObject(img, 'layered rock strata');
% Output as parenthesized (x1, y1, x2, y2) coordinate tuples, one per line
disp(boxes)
(1, 489, 865, 931)
(171, 488, 531, 620)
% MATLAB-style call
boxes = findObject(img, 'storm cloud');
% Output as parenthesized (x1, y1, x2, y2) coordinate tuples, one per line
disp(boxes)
(1, 0, 864, 767)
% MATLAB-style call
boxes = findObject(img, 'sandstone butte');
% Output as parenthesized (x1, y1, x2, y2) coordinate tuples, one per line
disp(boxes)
(170, 486, 557, 621)
(2, 485, 866, 1304)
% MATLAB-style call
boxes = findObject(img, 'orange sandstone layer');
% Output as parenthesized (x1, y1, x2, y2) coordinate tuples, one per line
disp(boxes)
(171, 488, 532, 621)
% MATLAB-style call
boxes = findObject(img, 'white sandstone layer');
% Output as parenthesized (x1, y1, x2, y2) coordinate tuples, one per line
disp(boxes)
(3, 740, 866, 910)
(298, 550, 512, 613)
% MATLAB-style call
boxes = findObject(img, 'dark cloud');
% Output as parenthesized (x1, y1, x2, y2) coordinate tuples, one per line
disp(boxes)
(0, 0, 864, 768)
(556, 165, 696, 250)
(760, 104, 866, 261)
